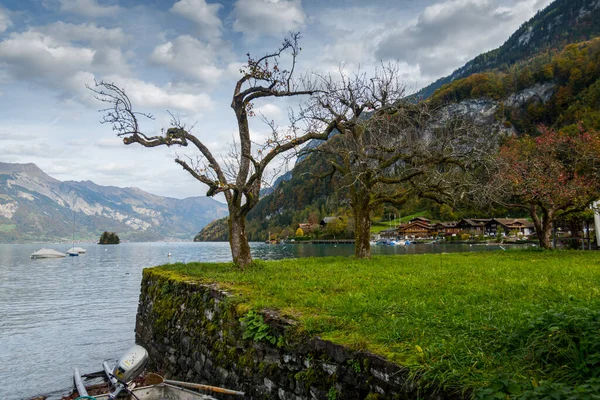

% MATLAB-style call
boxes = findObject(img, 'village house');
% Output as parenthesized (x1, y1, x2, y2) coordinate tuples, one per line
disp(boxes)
(397, 218, 433, 238)
(379, 228, 400, 241)
(298, 223, 317, 234)
(485, 218, 535, 237)
(374, 216, 536, 241)
(432, 221, 460, 236)
(455, 218, 491, 234)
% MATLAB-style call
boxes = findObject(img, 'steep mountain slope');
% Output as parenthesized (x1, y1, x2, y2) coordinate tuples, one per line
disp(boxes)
(0, 162, 227, 243)
(414, 0, 600, 100)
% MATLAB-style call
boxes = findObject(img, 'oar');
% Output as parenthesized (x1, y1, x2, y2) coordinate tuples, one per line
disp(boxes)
(145, 372, 245, 396)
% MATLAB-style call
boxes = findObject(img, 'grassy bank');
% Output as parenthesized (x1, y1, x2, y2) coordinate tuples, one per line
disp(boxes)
(153, 250, 600, 398)
(370, 211, 429, 233)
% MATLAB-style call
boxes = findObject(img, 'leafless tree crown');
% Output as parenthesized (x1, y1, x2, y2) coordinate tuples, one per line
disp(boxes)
(88, 32, 338, 207)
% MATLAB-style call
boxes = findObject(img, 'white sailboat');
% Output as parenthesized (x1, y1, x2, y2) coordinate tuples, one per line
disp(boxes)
(67, 246, 87, 254)
(67, 210, 85, 256)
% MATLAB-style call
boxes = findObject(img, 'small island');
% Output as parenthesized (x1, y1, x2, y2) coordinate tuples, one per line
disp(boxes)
(98, 231, 120, 245)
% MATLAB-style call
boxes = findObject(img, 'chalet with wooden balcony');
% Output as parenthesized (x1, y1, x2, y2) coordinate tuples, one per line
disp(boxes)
(455, 218, 491, 234)
(485, 218, 535, 236)
(432, 221, 460, 235)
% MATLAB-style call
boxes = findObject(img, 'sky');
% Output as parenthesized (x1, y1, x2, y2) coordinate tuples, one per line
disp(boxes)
(0, 0, 553, 200)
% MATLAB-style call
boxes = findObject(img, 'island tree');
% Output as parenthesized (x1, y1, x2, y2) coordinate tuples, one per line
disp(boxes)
(492, 125, 600, 248)
(307, 65, 497, 258)
(90, 33, 337, 268)
(99, 231, 120, 245)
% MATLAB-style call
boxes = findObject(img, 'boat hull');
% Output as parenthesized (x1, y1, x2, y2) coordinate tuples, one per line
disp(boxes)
(30, 249, 66, 258)
(92, 383, 217, 400)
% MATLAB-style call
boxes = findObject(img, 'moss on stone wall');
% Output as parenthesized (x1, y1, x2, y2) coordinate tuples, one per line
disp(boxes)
(136, 268, 459, 399)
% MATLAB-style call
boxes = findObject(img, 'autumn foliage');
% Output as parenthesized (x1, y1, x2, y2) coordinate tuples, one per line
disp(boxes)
(494, 126, 600, 248)
(429, 38, 600, 135)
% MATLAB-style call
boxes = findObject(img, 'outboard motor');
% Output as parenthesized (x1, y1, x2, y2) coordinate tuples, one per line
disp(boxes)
(113, 345, 148, 383)
(103, 345, 149, 399)
(73, 345, 149, 399)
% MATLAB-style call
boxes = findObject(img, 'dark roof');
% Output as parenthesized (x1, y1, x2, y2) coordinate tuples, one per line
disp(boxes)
(458, 218, 491, 227)
(490, 218, 535, 228)
(410, 216, 431, 222)
(434, 221, 458, 228)
(320, 217, 340, 224)
(398, 220, 433, 231)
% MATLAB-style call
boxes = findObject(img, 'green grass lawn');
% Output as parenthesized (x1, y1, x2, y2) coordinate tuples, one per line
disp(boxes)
(370, 211, 430, 233)
(153, 250, 600, 398)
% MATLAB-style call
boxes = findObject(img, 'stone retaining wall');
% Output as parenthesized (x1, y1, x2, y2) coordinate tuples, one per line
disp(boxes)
(135, 269, 458, 399)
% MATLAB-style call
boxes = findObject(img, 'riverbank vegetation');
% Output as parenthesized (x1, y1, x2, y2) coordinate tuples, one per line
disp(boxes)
(152, 250, 600, 398)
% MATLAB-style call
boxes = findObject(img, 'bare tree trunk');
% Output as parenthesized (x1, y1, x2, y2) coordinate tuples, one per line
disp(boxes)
(530, 204, 553, 249)
(353, 195, 372, 259)
(539, 212, 554, 249)
(228, 207, 252, 268)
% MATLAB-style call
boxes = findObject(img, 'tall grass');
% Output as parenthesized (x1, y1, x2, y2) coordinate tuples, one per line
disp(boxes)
(155, 250, 600, 396)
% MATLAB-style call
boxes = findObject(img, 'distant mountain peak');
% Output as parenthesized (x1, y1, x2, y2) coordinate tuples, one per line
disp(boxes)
(0, 161, 227, 243)
(0, 161, 55, 180)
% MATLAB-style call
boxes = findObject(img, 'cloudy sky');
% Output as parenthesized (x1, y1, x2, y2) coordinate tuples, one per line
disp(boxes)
(0, 0, 552, 200)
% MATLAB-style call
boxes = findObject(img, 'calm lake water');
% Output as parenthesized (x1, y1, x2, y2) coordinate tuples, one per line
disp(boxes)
(0, 241, 522, 400)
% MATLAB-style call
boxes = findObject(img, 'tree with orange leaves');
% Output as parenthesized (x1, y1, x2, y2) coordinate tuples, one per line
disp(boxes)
(493, 126, 600, 248)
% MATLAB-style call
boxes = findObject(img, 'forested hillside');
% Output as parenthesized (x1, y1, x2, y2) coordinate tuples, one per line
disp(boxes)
(415, 0, 600, 99)
(430, 37, 600, 134)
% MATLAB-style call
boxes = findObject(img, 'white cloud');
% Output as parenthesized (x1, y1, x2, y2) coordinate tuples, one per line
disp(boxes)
(0, 28, 210, 114)
(170, 0, 223, 40)
(374, 0, 554, 79)
(0, 29, 130, 94)
(58, 0, 121, 18)
(0, 31, 95, 82)
(96, 137, 123, 148)
(38, 22, 127, 46)
(255, 103, 282, 120)
(103, 74, 214, 113)
(0, 6, 12, 33)
(232, 0, 305, 38)
(150, 35, 224, 85)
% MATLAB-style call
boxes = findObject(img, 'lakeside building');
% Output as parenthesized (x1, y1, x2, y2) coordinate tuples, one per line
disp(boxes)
(397, 219, 432, 238)
(432, 221, 460, 235)
(484, 218, 535, 236)
(377, 217, 537, 240)
(455, 219, 491, 234)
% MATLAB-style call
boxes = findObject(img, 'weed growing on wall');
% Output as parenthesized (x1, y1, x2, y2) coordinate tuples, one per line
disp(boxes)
(240, 310, 278, 345)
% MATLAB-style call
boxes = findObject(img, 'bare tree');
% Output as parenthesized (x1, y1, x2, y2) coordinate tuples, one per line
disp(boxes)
(308, 66, 498, 258)
(89, 33, 338, 268)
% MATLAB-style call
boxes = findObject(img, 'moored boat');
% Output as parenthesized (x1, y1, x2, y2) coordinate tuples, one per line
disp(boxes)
(30, 248, 66, 259)
(66, 247, 86, 254)
(68, 345, 242, 400)
(69, 382, 218, 400)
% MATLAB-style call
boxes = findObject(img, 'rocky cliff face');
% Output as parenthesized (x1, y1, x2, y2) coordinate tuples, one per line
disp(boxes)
(435, 82, 556, 131)
(0, 162, 228, 243)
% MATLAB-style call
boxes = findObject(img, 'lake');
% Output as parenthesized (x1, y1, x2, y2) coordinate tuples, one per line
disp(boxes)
(0, 241, 521, 400)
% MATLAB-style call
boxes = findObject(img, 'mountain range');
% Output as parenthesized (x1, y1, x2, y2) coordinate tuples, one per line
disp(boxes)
(414, 0, 600, 100)
(0, 162, 228, 243)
